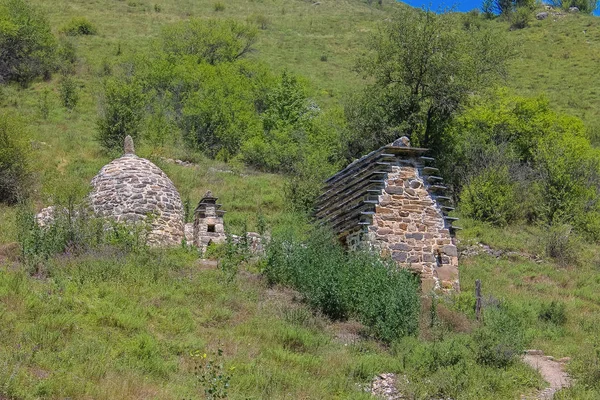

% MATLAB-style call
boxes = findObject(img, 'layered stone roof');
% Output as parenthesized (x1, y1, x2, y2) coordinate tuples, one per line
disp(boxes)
(89, 136, 184, 246)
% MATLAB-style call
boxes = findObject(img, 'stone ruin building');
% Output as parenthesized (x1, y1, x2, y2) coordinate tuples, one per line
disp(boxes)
(192, 191, 226, 249)
(38, 136, 228, 250)
(314, 137, 460, 291)
(89, 136, 185, 246)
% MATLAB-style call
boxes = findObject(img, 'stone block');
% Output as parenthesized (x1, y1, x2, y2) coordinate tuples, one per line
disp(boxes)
(408, 255, 420, 263)
(390, 243, 411, 251)
(441, 245, 458, 257)
(377, 227, 392, 235)
(422, 253, 436, 263)
(392, 252, 408, 262)
(385, 186, 404, 195)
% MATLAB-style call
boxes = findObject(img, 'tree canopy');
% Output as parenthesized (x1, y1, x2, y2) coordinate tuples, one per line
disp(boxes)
(344, 8, 511, 160)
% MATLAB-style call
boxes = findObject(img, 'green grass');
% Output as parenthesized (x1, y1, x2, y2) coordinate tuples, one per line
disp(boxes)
(457, 219, 600, 397)
(0, 249, 401, 399)
(0, 245, 550, 399)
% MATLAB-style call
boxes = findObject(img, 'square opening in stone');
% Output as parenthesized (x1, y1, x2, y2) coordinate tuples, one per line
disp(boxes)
(207, 224, 216, 233)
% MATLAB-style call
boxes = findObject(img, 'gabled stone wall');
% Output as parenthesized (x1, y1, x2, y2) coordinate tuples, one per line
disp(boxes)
(368, 161, 459, 291)
(315, 138, 460, 291)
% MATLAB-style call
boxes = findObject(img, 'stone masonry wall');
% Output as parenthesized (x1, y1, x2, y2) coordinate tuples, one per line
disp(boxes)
(193, 203, 226, 250)
(90, 154, 185, 247)
(367, 161, 459, 291)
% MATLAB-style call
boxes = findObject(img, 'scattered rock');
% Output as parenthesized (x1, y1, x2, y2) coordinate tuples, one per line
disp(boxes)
(459, 242, 543, 263)
(536, 12, 548, 20)
(371, 373, 404, 400)
(569, 6, 579, 12)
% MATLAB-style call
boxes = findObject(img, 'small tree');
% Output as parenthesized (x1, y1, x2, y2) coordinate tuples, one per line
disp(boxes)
(160, 19, 257, 65)
(345, 8, 511, 160)
(0, 0, 57, 85)
(0, 113, 30, 204)
(96, 77, 146, 151)
(59, 74, 79, 111)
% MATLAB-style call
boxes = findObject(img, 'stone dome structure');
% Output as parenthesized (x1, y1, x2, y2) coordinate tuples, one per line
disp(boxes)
(89, 136, 184, 246)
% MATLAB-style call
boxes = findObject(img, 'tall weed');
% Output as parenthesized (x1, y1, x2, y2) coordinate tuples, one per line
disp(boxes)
(264, 228, 420, 342)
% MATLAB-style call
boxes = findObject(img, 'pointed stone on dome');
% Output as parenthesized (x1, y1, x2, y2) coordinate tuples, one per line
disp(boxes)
(204, 190, 213, 198)
(392, 136, 411, 147)
(124, 135, 135, 155)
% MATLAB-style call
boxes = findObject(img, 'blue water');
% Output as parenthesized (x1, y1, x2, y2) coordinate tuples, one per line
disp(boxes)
(397, 0, 600, 16)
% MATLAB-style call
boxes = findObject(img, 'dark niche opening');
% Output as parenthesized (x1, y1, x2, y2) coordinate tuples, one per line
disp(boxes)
(207, 224, 216, 233)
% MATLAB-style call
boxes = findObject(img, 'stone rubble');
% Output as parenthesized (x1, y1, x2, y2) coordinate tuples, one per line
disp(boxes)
(370, 373, 404, 400)
(460, 242, 543, 263)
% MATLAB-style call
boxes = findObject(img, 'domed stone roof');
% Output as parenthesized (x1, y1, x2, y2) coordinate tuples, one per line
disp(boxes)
(89, 136, 184, 246)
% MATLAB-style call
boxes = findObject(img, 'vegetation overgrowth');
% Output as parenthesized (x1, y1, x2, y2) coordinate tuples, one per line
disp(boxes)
(1, 0, 600, 398)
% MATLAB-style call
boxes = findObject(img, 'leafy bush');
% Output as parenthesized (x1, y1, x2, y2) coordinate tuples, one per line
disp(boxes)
(97, 77, 146, 151)
(247, 14, 270, 30)
(0, 113, 30, 204)
(460, 167, 520, 226)
(160, 19, 256, 65)
(549, 0, 599, 13)
(0, 0, 57, 85)
(59, 17, 98, 36)
(510, 7, 531, 29)
(213, 2, 225, 12)
(17, 203, 150, 271)
(180, 62, 262, 159)
(264, 228, 420, 342)
(446, 92, 600, 239)
(344, 8, 511, 159)
(59, 74, 79, 110)
(473, 305, 527, 368)
(57, 37, 77, 73)
(538, 301, 567, 325)
(544, 224, 580, 266)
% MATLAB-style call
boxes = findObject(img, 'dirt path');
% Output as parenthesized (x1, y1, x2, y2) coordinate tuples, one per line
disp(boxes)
(522, 350, 571, 399)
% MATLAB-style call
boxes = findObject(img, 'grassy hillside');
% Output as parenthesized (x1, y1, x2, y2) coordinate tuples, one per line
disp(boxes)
(2, 0, 600, 398)
(505, 13, 600, 139)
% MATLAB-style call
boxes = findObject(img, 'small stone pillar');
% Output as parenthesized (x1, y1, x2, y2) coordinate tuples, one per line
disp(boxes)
(193, 191, 226, 249)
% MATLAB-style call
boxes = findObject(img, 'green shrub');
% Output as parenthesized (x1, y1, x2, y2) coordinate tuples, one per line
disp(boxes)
(559, 0, 599, 13)
(37, 87, 51, 119)
(160, 19, 257, 65)
(57, 36, 77, 70)
(97, 77, 146, 151)
(59, 74, 79, 110)
(448, 92, 600, 239)
(17, 202, 150, 271)
(180, 62, 262, 159)
(473, 305, 527, 368)
(264, 228, 420, 341)
(460, 167, 519, 226)
(544, 224, 580, 266)
(213, 2, 225, 12)
(59, 17, 98, 36)
(283, 173, 322, 214)
(0, 113, 30, 204)
(538, 301, 567, 325)
(510, 7, 531, 29)
(247, 14, 270, 30)
(0, 0, 57, 85)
